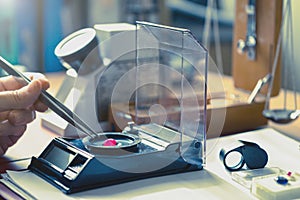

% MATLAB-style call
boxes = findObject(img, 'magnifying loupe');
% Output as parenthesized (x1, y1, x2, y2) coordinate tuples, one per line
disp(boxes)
(220, 140, 268, 171)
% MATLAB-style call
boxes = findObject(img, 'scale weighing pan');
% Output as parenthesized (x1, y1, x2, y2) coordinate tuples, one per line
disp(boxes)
(82, 132, 141, 155)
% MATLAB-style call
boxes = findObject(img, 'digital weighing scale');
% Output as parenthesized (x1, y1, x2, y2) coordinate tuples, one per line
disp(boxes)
(30, 21, 208, 194)
(29, 123, 204, 194)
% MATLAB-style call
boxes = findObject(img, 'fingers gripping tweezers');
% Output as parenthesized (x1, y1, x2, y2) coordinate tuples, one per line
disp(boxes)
(0, 56, 98, 138)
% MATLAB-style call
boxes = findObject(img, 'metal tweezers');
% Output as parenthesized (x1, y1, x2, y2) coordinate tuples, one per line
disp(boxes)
(0, 56, 98, 138)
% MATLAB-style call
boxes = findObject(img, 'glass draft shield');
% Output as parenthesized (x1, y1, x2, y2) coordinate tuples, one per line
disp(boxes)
(134, 21, 208, 166)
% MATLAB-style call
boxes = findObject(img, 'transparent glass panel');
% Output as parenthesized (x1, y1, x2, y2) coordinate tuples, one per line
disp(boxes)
(135, 22, 207, 166)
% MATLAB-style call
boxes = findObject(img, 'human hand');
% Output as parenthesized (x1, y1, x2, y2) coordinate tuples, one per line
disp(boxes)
(0, 74, 50, 155)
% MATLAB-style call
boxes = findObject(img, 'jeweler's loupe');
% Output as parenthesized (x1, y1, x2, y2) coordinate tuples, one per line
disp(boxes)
(220, 140, 268, 171)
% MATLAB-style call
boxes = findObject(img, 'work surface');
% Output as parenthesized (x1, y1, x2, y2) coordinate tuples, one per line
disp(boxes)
(1, 72, 300, 199)
(2, 127, 300, 200)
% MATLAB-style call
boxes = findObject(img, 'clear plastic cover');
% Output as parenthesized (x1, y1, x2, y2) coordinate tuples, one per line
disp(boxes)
(135, 21, 208, 165)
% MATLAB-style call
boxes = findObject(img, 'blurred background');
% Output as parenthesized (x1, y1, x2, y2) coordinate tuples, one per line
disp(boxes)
(0, 0, 299, 90)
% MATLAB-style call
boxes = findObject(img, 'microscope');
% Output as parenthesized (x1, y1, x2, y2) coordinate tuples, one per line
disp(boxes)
(41, 23, 137, 137)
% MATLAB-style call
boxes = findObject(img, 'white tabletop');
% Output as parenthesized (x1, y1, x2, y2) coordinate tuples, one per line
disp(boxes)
(2, 126, 300, 200)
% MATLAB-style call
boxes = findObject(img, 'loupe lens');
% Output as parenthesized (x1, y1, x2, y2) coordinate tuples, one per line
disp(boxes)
(224, 151, 244, 170)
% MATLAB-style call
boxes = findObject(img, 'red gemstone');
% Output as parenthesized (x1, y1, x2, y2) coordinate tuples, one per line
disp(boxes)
(103, 138, 117, 146)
